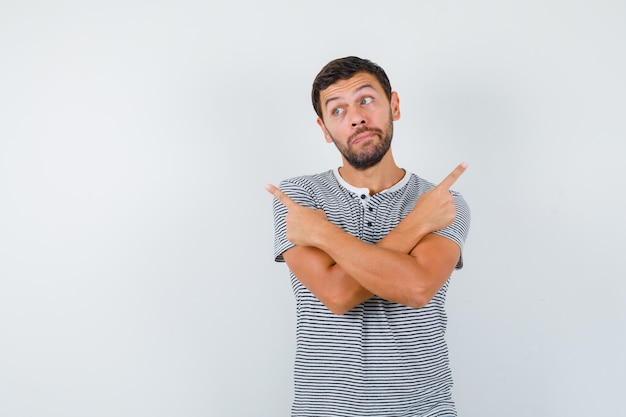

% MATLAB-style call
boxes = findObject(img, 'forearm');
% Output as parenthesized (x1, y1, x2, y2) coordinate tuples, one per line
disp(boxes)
(375, 209, 431, 253)
(286, 211, 431, 314)
(311, 220, 438, 308)
(284, 245, 373, 314)
(322, 210, 433, 310)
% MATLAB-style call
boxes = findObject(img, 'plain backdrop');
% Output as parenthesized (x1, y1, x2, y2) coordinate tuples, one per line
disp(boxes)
(1, 1, 625, 416)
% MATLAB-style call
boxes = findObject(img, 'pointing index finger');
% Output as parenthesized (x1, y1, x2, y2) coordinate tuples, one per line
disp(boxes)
(264, 183, 296, 208)
(438, 162, 468, 190)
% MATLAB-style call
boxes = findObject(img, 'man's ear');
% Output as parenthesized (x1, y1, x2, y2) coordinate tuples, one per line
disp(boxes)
(391, 91, 401, 121)
(317, 117, 333, 143)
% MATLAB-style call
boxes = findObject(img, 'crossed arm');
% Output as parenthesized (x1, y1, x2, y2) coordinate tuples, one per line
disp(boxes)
(266, 163, 467, 315)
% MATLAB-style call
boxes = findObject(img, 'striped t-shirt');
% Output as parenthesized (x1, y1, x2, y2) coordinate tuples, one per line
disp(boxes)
(272, 168, 471, 417)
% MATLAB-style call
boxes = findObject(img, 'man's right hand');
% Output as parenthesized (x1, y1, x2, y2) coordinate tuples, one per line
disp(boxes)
(265, 183, 329, 247)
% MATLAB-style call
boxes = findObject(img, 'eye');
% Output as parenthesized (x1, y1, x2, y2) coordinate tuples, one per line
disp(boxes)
(361, 96, 373, 105)
(332, 107, 344, 116)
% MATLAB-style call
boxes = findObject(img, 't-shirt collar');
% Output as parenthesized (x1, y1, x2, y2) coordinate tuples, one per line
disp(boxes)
(332, 167, 410, 198)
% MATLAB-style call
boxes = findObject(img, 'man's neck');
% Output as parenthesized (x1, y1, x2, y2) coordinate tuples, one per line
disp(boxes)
(337, 153, 405, 195)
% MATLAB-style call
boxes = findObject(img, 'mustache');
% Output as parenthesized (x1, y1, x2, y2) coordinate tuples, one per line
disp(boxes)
(348, 127, 384, 144)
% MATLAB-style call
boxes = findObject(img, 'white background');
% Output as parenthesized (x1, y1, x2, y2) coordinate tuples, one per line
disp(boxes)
(1, 1, 625, 416)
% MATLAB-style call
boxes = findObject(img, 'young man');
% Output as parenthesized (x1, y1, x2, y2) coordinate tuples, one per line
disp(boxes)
(265, 56, 471, 417)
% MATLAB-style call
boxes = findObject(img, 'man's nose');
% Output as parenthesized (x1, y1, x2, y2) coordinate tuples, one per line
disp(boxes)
(350, 110, 366, 127)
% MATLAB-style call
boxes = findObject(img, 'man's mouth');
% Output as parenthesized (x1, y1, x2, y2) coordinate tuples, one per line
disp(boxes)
(350, 131, 378, 145)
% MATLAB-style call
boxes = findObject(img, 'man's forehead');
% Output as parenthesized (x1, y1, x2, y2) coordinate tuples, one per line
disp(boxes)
(320, 72, 382, 104)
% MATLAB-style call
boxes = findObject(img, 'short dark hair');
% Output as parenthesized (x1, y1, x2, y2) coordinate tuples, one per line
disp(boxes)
(311, 56, 392, 119)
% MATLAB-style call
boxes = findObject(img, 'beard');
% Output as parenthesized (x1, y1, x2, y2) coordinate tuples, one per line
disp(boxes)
(329, 118, 394, 170)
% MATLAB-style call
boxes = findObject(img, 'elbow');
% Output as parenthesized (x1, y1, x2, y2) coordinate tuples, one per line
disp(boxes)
(328, 305, 351, 316)
(324, 297, 353, 316)
(322, 291, 362, 316)
(405, 297, 429, 310)
(404, 287, 433, 309)
(402, 266, 450, 309)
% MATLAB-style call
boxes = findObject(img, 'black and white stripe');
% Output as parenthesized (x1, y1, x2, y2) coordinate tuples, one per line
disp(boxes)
(272, 169, 471, 417)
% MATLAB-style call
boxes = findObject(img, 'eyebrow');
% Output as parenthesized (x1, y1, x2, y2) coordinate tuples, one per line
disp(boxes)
(324, 83, 377, 109)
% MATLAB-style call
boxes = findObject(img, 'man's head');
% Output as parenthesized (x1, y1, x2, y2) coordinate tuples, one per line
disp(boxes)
(311, 56, 392, 120)
(311, 57, 400, 171)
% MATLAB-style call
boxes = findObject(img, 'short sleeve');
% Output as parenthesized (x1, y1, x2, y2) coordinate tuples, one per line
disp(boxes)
(272, 179, 319, 263)
(433, 191, 471, 269)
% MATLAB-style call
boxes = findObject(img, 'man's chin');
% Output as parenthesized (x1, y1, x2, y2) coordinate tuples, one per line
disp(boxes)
(346, 155, 385, 170)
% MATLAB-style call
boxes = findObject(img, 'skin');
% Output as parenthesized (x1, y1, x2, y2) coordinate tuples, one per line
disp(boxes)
(265, 72, 467, 315)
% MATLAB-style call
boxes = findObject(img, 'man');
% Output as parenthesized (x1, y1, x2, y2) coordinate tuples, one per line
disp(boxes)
(265, 56, 470, 417)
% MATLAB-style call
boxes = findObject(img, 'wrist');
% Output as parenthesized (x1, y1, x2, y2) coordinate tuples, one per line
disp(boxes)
(405, 210, 434, 237)
(311, 220, 342, 250)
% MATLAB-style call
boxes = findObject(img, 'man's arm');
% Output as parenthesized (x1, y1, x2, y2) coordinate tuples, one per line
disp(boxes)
(281, 202, 441, 314)
(299, 219, 460, 310)
(267, 163, 467, 314)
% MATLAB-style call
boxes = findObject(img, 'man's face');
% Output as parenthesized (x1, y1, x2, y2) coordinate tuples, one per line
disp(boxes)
(317, 72, 400, 170)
